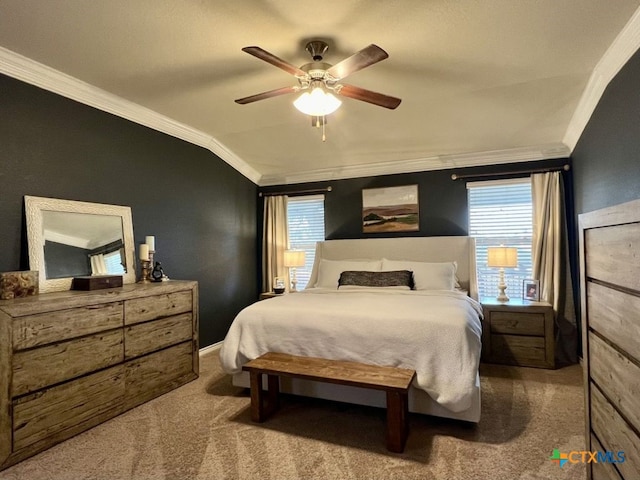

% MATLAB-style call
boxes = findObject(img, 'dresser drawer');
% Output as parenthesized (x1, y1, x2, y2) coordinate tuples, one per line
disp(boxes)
(589, 332, 640, 432)
(124, 291, 192, 325)
(490, 334, 547, 366)
(12, 302, 123, 350)
(12, 329, 124, 396)
(591, 385, 640, 480)
(489, 311, 545, 336)
(124, 313, 193, 359)
(12, 366, 124, 451)
(124, 341, 195, 410)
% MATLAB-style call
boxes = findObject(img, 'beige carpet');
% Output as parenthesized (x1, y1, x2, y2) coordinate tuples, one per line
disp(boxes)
(0, 351, 586, 480)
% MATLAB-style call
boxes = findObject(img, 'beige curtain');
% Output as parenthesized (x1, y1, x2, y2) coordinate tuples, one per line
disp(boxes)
(90, 254, 107, 275)
(262, 195, 289, 293)
(532, 172, 578, 365)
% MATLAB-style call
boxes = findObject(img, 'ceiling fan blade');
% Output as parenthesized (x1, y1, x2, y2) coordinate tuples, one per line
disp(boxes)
(326, 44, 389, 80)
(235, 86, 299, 104)
(336, 84, 401, 109)
(242, 46, 307, 77)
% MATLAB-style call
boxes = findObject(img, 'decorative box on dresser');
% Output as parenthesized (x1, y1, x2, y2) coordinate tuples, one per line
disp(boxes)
(579, 199, 640, 480)
(0, 280, 198, 471)
(481, 298, 555, 368)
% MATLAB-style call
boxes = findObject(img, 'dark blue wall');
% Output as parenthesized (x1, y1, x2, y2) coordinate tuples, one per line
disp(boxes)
(572, 48, 640, 216)
(260, 158, 570, 240)
(0, 74, 258, 347)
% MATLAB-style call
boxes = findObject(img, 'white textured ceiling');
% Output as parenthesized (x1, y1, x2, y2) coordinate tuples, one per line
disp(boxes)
(1, 1, 639, 185)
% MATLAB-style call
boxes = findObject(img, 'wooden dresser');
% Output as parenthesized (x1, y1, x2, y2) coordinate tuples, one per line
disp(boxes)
(0, 280, 198, 471)
(579, 199, 640, 480)
(481, 298, 555, 368)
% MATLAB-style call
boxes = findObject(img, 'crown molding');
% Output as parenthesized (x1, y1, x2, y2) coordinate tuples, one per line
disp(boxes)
(563, 6, 640, 150)
(0, 47, 262, 184)
(258, 143, 571, 186)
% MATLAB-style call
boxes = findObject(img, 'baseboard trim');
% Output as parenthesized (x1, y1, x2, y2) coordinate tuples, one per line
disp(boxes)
(199, 341, 223, 357)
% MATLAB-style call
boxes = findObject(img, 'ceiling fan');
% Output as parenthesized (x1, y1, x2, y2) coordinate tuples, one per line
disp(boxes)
(234, 40, 402, 114)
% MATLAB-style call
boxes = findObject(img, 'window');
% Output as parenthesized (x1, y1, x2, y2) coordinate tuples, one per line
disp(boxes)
(468, 178, 532, 300)
(287, 195, 325, 290)
(103, 250, 126, 275)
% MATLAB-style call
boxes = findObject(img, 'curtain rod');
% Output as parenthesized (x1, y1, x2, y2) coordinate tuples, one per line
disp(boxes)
(451, 164, 569, 181)
(259, 186, 332, 197)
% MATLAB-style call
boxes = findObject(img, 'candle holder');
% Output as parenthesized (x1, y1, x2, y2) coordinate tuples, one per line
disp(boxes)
(139, 259, 152, 283)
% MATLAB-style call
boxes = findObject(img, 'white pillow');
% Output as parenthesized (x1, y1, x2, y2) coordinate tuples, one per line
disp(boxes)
(381, 259, 457, 291)
(314, 259, 382, 289)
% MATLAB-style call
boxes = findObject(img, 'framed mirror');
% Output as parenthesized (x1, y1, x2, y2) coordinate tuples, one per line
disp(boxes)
(25, 196, 136, 293)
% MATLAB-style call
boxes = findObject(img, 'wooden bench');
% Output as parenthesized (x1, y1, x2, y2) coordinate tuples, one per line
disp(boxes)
(242, 352, 416, 453)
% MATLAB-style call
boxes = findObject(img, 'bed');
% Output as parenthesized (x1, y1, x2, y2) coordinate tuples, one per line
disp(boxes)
(220, 236, 483, 422)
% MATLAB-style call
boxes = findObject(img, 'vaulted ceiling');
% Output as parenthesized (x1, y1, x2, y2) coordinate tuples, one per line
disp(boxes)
(1, 1, 639, 185)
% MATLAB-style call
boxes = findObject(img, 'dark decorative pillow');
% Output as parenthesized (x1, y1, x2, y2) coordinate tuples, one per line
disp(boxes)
(338, 270, 414, 289)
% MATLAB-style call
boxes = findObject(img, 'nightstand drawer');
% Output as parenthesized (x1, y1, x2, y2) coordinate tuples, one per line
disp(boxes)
(490, 312, 545, 336)
(491, 334, 547, 366)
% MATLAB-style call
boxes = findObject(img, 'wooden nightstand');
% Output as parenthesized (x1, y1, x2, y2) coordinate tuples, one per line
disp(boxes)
(259, 292, 285, 300)
(481, 298, 555, 368)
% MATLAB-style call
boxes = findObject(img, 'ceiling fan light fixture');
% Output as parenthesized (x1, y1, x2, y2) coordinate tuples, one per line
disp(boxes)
(293, 86, 342, 116)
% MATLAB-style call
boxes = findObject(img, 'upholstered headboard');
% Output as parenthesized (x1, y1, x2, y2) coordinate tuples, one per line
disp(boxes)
(306, 236, 478, 300)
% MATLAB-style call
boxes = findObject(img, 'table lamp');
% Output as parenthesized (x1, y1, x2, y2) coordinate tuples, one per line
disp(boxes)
(487, 246, 518, 302)
(284, 250, 306, 292)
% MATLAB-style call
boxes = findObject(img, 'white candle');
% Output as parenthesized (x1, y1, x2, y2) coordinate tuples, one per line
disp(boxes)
(145, 236, 155, 251)
(139, 243, 150, 261)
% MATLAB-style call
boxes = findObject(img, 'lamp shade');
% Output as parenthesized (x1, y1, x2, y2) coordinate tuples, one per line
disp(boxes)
(284, 250, 306, 268)
(487, 246, 518, 268)
(293, 87, 342, 116)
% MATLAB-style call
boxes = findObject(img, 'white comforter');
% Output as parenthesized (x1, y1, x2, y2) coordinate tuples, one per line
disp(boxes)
(219, 289, 483, 412)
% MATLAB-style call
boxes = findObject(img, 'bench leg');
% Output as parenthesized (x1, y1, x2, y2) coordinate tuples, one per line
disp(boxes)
(267, 374, 280, 414)
(249, 371, 265, 422)
(249, 372, 280, 422)
(386, 390, 409, 453)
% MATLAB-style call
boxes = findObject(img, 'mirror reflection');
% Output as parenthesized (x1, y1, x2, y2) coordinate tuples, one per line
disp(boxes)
(42, 211, 126, 279)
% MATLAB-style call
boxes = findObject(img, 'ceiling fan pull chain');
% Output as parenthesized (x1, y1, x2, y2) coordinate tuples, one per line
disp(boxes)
(322, 116, 326, 142)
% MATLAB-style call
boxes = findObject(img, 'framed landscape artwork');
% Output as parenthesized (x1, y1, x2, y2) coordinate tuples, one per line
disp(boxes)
(362, 185, 419, 233)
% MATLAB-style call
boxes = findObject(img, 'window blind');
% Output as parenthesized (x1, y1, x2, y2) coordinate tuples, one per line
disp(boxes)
(103, 250, 125, 275)
(287, 195, 325, 290)
(468, 178, 533, 300)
